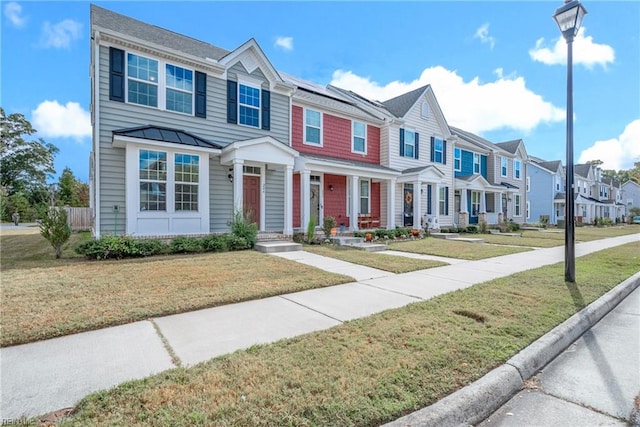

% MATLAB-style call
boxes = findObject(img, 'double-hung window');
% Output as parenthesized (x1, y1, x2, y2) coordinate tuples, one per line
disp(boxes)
(439, 186, 447, 215)
(473, 153, 481, 174)
(239, 83, 261, 127)
(139, 150, 167, 211)
(514, 160, 522, 179)
(514, 194, 522, 216)
(352, 121, 366, 153)
(471, 191, 480, 216)
(404, 130, 416, 158)
(501, 157, 508, 177)
(454, 148, 461, 171)
(165, 64, 193, 114)
(128, 53, 159, 108)
(360, 180, 370, 214)
(304, 109, 321, 145)
(433, 138, 443, 163)
(174, 154, 199, 211)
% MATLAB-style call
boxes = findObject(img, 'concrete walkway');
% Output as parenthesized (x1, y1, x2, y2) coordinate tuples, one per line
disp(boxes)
(1, 233, 638, 420)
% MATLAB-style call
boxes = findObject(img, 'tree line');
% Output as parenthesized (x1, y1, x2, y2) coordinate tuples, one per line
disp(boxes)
(1, 107, 89, 223)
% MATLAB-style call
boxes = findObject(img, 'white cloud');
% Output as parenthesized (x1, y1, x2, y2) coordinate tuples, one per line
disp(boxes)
(40, 19, 82, 49)
(4, 2, 26, 28)
(32, 100, 91, 141)
(275, 36, 293, 51)
(330, 66, 565, 134)
(529, 27, 615, 69)
(578, 120, 640, 170)
(474, 23, 495, 49)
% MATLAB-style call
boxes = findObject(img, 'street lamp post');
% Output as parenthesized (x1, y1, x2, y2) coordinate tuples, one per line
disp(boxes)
(553, 0, 587, 283)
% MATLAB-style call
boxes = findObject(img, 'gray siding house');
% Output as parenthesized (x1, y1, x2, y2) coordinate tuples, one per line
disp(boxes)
(527, 159, 565, 225)
(622, 180, 640, 214)
(90, 5, 298, 238)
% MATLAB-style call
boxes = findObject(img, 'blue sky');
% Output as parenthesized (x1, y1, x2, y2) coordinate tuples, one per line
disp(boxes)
(2, 1, 639, 183)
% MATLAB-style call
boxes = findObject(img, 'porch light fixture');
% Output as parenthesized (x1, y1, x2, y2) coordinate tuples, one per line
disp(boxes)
(553, 0, 587, 282)
(329, 184, 334, 191)
(227, 168, 233, 183)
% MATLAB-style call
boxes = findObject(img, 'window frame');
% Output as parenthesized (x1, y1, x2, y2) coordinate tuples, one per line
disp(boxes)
(439, 186, 447, 215)
(352, 121, 367, 154)
(514, 159, 522, 180)
(471, 191, 480, 216)
(526, 176, 530, 193)
(501, 157, 508, 177)
(237, 80, 261, 128)
(421, 102, 429, 118)
(139, 149, 167, 212)
(174, 153, 199, 212)
(359, 179, 370, 215)
(514, 194, 522, 216)
(473, 153, 481, 174)
(304, 108, 322, 146)
(454, 148, 461, 172)
(126, 52, 195, 116)
(403, 129, 416, 159)
(433, 137, 444, 163)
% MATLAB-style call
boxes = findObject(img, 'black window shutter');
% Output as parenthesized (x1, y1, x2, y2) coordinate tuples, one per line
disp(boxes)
(109, 47, 125, 102)
(227, 80, 237, 124)
(427, 185, 432, 215)
(430, 136, 435, 162)
(415, 133, 419, 159)
(195, 71, 206, 118)
(399, 128, 405, 157)
(443, 140, 447, 164)
(445, 186, 449, 215)
(261, 89, 271, 130)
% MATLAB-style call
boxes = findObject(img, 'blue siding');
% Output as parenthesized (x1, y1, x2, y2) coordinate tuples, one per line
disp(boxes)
(528, 163, 555, 224)
(455, 149, 488, 179)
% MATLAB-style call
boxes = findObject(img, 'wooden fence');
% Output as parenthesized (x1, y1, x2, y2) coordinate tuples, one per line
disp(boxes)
(64, 207, 93, 231)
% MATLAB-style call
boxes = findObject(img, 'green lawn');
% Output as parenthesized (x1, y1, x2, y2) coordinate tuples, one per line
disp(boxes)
(303, 244, 447, 273)
(388, 237, 532, 259)
(61, 243, 639, 426)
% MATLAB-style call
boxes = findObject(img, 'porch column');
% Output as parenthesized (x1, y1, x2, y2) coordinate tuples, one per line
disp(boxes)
(498, 192, 504, 223)
(460, 189, 468, 213)
(480, 191, 486, 213)
(350, 175, 360, 231)
(413, 180, 421, 229)
(301, 169, 311, 231)
(284, 165, 293, 236)
(233, 160, 244, 214)
(387, 178, 396, 229)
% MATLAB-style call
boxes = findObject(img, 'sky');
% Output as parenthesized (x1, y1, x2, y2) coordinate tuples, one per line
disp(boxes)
(1, 1, 639, 184)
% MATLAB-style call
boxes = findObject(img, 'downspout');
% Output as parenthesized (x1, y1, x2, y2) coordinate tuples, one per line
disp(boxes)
(93, 30, 101, 238)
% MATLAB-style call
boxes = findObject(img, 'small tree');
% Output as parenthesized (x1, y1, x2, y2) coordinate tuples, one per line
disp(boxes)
(39, 207, 71, 258)
(322, 216, 337, 238)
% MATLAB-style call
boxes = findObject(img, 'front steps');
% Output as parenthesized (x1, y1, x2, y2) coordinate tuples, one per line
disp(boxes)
(430, 232, 483, 243)
(330, 236, 387, 252)
(254, 241, 302, 253)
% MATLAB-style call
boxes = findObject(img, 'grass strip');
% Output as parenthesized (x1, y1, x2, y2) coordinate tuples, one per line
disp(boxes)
(61, 242, 639, 427)
(388, 237, 532, 259)
(1, 251, 351, 347)
(303, 245, 447, 273)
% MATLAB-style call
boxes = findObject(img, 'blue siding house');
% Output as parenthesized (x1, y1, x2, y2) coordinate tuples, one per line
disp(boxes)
(528, 159, 565, 225)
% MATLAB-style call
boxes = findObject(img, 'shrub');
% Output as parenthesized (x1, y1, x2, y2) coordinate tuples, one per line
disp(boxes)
(134, 239, 167, 256)
(322, 216, 337, 238)
(75, 235, 151, 260)
(225, 235, 251, 251)
(465, 225, 478, 234)
(600, 217, 612, 226)
(507, 221, 520, 232)
(201, 234, 229, 252)
(170, 236, 204, 253)
(478, 221, 488, 234)
(39, 207, 72, 259)
(306, 218, 316, 244)
(230, 210, 258, 248)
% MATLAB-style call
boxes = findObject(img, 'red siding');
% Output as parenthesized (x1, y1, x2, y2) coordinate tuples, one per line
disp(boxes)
(323, 174, 349, 227)
(293, 173, 301, 228)
(371, 182, 381, 220)
(291, 104, 380, 164)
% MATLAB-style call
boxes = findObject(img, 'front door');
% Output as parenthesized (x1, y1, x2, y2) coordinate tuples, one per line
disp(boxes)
(243, 175, 260, 226)
(403, 184, 414, 227)
(310, 181, 321, 227)
(454, 191, 461, 226)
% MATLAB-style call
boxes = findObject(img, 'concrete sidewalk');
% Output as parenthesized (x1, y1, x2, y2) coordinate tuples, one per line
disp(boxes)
(1, 233, 638, 420)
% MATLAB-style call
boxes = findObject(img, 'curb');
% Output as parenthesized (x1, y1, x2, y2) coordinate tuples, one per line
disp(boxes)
(384, 272, 640, 427)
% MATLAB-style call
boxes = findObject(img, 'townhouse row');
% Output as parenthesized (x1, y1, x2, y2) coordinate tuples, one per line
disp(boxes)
(91, 5, 621, 239)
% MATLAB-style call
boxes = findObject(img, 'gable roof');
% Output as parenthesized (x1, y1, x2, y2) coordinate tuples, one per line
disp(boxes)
(381, 85, 429, 118)
(496, 140, 521, 155)
(91, 5, 229, 61)
(538, 160, 563, 173)
(113, 125, 222, 149)
(574, 163, 593, 179)
(450, 127, 495, 152)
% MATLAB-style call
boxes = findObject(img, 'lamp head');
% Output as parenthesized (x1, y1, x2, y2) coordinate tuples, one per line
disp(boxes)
(553, 0, 587, 41)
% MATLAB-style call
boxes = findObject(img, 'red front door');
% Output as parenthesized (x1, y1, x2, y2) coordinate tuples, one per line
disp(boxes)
(243, 175, 260, 226)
